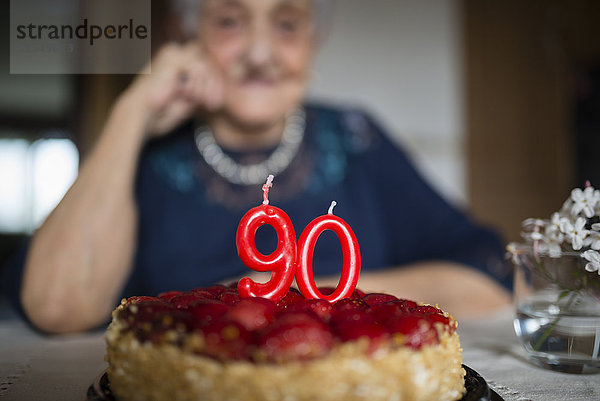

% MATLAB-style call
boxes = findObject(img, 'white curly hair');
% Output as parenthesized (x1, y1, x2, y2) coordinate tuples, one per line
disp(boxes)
(171, 0, 334, 40)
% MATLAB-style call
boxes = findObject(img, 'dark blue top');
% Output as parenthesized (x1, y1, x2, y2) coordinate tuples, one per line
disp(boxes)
(2, 103, 511, 317)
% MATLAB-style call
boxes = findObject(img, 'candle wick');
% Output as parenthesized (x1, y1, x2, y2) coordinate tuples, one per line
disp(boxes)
(328, 200, 337, 215)
(262, 174, 274, 205)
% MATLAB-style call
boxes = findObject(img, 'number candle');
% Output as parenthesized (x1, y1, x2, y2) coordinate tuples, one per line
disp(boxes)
(295, 201, 361, 303)
(236, 175, 297, 301)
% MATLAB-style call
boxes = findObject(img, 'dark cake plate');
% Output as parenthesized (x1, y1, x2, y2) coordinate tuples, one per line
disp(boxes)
(87, 364, 503, 401)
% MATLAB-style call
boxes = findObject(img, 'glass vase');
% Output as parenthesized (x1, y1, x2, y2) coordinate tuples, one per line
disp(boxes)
(508, 243, 600, 373)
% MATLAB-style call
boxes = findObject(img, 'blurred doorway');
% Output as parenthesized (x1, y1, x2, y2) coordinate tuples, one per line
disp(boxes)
(464, 0, 600, 242)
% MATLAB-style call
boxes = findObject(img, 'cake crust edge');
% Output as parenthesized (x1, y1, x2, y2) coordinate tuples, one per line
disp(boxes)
(105, 314, 465, 401)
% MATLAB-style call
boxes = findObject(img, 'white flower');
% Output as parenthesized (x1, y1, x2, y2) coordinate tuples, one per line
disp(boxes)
(538, 239, 562, 258)
(561, 197, 574, 215)
(550, 213, 563, 230)
(560, 217, 589, 250)
(570, 187, 599, 218)
(587, 222, 600, 250)
(585, 230, 600, 251)
(537, 224, 564, 257)
(581, 250, 600, 274)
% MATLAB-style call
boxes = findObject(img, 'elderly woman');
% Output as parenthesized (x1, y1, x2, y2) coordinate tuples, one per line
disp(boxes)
(9, 0, 510, 333)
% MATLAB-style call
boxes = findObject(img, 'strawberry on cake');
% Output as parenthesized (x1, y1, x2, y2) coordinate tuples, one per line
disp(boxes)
(105, 286, 465, 401)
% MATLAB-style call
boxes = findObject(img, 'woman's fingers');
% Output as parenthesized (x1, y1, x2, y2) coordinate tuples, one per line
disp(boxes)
(128, 42, 225, 137)
(152, 43, 201, 108)
(179, 50, 224, 112)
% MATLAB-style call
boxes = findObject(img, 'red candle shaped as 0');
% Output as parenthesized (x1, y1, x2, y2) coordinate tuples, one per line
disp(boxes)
(295, 201, 361, 302)
(236, 176, 297, 301)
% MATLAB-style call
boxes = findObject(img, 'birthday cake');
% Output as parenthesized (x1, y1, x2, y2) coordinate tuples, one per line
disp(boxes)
(105, 286, 465, 401)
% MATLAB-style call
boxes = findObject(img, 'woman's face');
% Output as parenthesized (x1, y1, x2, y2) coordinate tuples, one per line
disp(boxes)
(198, 0, 316, 128)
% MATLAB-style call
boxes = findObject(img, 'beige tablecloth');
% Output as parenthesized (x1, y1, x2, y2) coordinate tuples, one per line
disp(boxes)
(0, 305, 598, 401)
(459, 309, 600, 401)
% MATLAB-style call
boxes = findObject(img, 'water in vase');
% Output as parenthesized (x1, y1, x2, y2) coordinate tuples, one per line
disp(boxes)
(515, 301, 600, 373)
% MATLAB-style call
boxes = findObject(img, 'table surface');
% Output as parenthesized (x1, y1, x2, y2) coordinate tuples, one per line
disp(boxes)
(0, 305, 598, 401)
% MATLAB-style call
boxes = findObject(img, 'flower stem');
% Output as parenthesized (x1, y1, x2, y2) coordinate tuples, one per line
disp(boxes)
(533, 292, 579, 351)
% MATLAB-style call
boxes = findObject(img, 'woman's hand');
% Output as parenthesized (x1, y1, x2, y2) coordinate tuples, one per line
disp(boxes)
(125, 42, 224, 138)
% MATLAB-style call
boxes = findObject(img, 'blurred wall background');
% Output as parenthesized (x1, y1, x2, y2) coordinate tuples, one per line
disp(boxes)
(308, 0, 466, 206)
(2, 0, 600, 278)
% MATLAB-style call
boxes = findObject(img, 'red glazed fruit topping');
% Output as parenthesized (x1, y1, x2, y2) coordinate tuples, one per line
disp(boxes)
(225, 298, 277, 331)
(157, 290, 183, 301)
(255, 311, 334, 363)
(190, 289, 214, 299)
(368, 302, 406, 323)
(218, 290, 241, 305)
(335, 321, 390, 354)
(275, 289, 304, 310)
(411, 305, 444, 315)
(387, 315, 439, 349)
(124, 295, 161, 305)
(363, 293, 399, 306)
(424, 313, 452, 330)
(170, 293, 211, 310)
(123, 299, 175, 318)
(330, 308, 376, 327)
(117, 286, 454, 361)
(287, 299, 334, 322)
(204, 285, 229, 297)
(333, 297, 369, 312)
(195, 319, 252, 360)
(410, 305, 453, 333)
(187, 300, 229, 328)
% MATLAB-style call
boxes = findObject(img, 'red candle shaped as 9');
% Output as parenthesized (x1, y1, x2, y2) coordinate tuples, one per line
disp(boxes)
(236, 175, 297, 301)
(296, 201, 361, 302)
